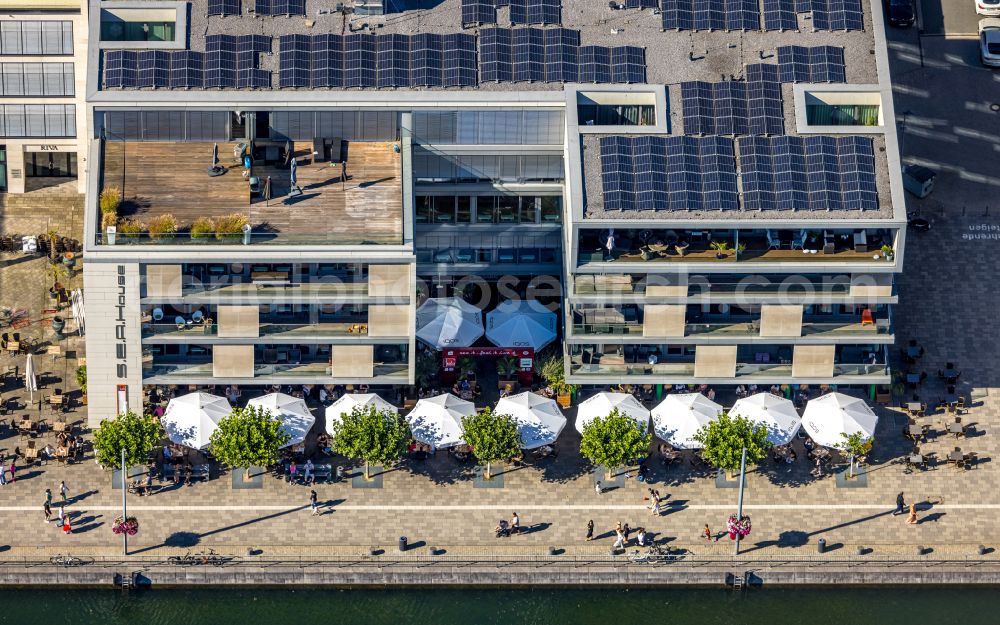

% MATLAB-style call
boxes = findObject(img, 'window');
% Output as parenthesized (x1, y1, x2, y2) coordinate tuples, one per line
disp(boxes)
(434, 197, 456, 223)
(518, 197, 538, 224)
(456, 196, 472, 223)
(0, 21, 73, 55)
(0, 105, 76, 138)
(415, 196, 433, 223)
(26, 152, 77, 178)
(540, 196, 562, 223)
(0, 63, 75, 97)
(496, 196, 517, 223)
(476, 197, 495, 223)
(100, 16, 175, 42)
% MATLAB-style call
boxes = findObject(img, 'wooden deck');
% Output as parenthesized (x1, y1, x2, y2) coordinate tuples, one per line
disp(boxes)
(102, 141, 403, 245)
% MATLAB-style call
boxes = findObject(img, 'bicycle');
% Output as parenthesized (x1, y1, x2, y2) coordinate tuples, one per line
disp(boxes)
(167, 549, 234, 567)
(627, 543, 678, 564)
(50, 554, 91, 566)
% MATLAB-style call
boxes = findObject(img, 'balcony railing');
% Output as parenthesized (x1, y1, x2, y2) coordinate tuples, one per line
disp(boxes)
(571, 320, 891, 338)
(142, 321, 372, 339)
(142, 361, 409, 380)
(574, 280, 860, 297)
(170, 282, 372, 301)
(569, 361, 888, 379)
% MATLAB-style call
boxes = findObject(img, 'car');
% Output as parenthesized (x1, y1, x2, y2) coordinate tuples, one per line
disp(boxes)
(884, 0, 915, 26)
(977, 0, 1000, 17)
(981, 19, 1000, 67)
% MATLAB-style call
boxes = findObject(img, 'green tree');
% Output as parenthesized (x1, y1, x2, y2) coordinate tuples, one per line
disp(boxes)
(209, 406, 290, 480)
(837, 431, 873, 478)
(460, 407, 522, 480)
(692, 411, 771, 474)
(330, 405, 411, 479)
(92, 410, 162, 470)
(580, 408, 652, 479)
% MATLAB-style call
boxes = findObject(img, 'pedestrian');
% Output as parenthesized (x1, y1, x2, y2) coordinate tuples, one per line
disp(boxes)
(510, 512, 520, 535)
(62, 513, 71, 535)
(43, 502, 52, 523)
(649, 489, 660, 516)
(0, 453, 5, 486)
(45, 488, 52, 507)
(304, 459, 314, 485)
(309, 490, 318, 515)
(893, 492, 905, 516)
(703, 524, 713, 542)
(56, 505, 64, 527)
(637, 527, 647, 546)
(613, 528, 625, 550)
(623, 523, 631, 545)
(9, 459, 15, 483)
(60, 481, 68, 502)
(595, 480, 603, 495)
(906, 503, 918, 525)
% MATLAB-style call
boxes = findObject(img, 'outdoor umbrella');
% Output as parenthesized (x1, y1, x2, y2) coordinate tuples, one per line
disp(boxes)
(405, 393, 474, 449)
(415, 297, 484, 350)
(289, 156, 298, 190)
(575, 392, 649, 435)
(485, 299, 557, 351)
(246, 392, 316, 448)
(494, 391, 566, 450)
(212, 142, 218, 167)
(24, 353, 37, 402)
(651, 393, 723, 449)
(325, 393, 398, 435)
(161, 392, 232, 450)
(801, 392, 878, 448)
(730, 392, 802, 446)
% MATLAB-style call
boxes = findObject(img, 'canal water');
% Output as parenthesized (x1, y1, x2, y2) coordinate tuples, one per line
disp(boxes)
(1, 587, 998, 624)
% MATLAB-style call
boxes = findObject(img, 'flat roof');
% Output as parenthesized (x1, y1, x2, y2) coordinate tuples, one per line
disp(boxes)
(94, 0, 880, 93)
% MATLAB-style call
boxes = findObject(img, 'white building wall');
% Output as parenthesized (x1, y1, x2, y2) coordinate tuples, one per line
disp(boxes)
(82, 261, 143, 426)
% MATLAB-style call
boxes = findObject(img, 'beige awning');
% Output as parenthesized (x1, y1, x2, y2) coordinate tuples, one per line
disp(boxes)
(145, 265, 182, 298)
(368, 265, 410, 297)
(759, 304, 803, 337)
(792, 345, 835, 378)
(694, 345, 737, 378)
(849, 274, 893, 297)
(331, 345, 374, 378)
(643, 304, 686, 338)
(368, 305, 409, 337)
(216, 306, 259, 338)
(213, 345, 254, 378)
(645, 275, 688, 297)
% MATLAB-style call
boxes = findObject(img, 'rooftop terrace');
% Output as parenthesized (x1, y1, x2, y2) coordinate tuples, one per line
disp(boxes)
(99, 139, 404, 245)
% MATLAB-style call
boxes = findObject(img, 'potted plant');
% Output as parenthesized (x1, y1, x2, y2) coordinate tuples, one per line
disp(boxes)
(539, 350, 575, 408)
(457, 355, 477, 380)
(47, 228, 61, 261)
(116, 217, 146, 242)
(710, 240, 730, 259)
(674, 239, 689, 256)
(736, 242, 747, 259)
(640, 246, 655, 261)
(214, 213, 249, 242)
(496, 356, 518, 390)
(190, 217, 215, 241)
(76, 365, 88, 404)
(148, 214, 178, 243)
(100, 185, 123, 216)
(880, 244, 895, 262)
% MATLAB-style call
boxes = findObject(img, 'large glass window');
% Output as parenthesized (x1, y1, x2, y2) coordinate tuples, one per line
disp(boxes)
(540, 196, 562, 223)
(0, 105, 76, 138)
(0, 21, 73, 55)
(100, 20, 176, 42)
(519, 197, 538, 223)
(26, 152, 77, 178)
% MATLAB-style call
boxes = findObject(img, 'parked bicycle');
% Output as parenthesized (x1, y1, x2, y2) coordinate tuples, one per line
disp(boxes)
(49, 554, 92, 566)
(627, 543, 681, 564)
(166, 549, 234, 567)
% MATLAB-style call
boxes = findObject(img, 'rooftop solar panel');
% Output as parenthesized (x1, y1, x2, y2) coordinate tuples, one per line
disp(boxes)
(512, 27, 544, 82)
(661, 0, 694, 30)
(461, 0, 497, 26)
(137, 49, 170, 88)
(344, 34, 376, 88)
(762, 0, 797, 30)
(543, 28, 579, 82)
(377, 33, 410, 88)
(311, 34, 344, 87)
(410, 33, 443, 87)
(105, 50, 137, 88)
(279, 34, 311, 88)
(442, 33, 478, 87)
(169, 50, 203, 88)
(207, 0, 241, 16)
(479, 27, 513, 82)
(578, 45, 611, 83)
(611, 46, 645, 83)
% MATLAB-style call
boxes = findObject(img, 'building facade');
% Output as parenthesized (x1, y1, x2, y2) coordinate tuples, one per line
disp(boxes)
(1, 0, 89, 195)
(80, 0, 905, 424)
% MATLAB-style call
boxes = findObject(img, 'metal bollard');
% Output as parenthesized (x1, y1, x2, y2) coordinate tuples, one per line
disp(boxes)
(817, 538, 826, 554)
(398, 536, 407, 552)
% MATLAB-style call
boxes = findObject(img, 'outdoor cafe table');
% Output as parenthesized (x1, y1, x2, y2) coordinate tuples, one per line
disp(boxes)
(905, 402, 922, 414)
(948, 422, 965, 436)
(908, 454, 924, 467)
(944, 368, 959, 381)
(905, 373, 920, 384)
(908, 425, 924, 440)
(907, 346, 922, 359)
(948, 449, 964, 463)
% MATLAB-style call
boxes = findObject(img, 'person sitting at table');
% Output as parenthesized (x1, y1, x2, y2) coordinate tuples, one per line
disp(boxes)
(287, 460, 298, 483)
(318, 386, 330, 405)
(748, 384, 759, 394)
(41, 444, 55, 461)
(163, 445, 173, 462)
(303, 458, 314, 484)
(705, 387, 716, 402)
(735, 384, 747, 399)
(56, 432, 67, 447)
(143, 472, 153, 496)
(12, 446, 20, 460)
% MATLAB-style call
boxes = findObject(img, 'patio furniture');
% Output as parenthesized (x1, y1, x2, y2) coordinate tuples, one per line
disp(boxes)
(906, 424, 924, 441)
(860, 309, 874, 326)
(906, 454, 924, 470)
(948, 421, 965, 437)
(948, 448, 964, 465)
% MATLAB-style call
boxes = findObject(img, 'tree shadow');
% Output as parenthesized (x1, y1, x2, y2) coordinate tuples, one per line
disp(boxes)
(756, 461, 815, 488)
(400, 456, 466, 486)
(163, 532, 201, 548)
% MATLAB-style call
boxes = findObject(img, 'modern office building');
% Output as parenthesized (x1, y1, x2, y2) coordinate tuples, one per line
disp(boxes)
(0, 0, 89, 195)
(81, 0, 904, 424)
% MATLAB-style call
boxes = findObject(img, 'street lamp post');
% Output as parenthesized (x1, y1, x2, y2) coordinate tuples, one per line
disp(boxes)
(734, 446, 747, 556)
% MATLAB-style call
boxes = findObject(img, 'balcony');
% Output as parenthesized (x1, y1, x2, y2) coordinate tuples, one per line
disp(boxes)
(568, 360, 888, 382)
(142, 361, 409, 384)
(571, 320, 889, 339)
(167, 282, 373, 303)
(142, 321, 386, 342)
(577, 228, 896, 267)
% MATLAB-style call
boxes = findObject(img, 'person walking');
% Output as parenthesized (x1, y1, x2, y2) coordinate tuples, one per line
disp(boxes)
(649, 489, 660, 516)
(703, 524, 713, 542)
(56, 505, 65, 528)
(59, 481, 68, 502)
(8, 459, 15, 484)
(613, 528, 625, 550)
(62, 512, 72, 535)
(906, 503, 918, 525)
(595, 480, 603, 495)
(622, 523, 631, 545)
(510, 512, 520, 535)
(309, 490, 319, 515)
(0, 453, 5, 486)
(45, 488, 52, 508)
(893, 492, 906, 516)
(43, 502, 52, 523)
(586, 519, 594, 541)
